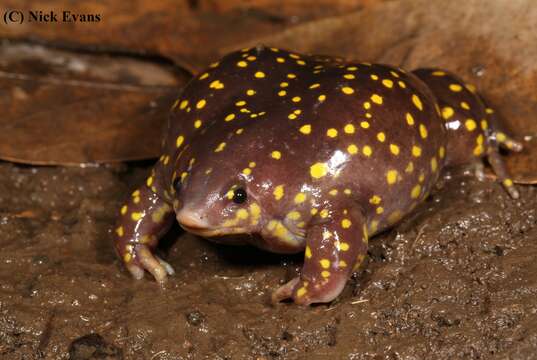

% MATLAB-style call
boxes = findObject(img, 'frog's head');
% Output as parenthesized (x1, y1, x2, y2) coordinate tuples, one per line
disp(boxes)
(170, 142, 275, 242)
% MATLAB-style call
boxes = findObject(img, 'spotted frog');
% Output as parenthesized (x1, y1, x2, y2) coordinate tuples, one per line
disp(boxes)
(113, 46, 522, 305)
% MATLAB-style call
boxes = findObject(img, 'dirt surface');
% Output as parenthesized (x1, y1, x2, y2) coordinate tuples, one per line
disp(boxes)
(0, 160, 536, 359)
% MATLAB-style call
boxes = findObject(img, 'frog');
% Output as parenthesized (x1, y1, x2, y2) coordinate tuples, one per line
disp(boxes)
(113, 45, 522, 305)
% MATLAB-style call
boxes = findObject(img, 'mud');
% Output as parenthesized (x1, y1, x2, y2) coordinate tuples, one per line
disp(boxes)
(0, 161, 535, 359)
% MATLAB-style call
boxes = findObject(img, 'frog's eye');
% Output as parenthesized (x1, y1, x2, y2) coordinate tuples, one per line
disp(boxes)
(172, 177, 181, 193)
(232, 188, 247, 204)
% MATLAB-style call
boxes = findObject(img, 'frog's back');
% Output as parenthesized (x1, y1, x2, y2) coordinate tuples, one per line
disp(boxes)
(163, 46, 447, 234)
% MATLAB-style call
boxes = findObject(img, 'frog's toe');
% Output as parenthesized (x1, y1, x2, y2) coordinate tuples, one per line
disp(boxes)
(271, 277, 300, 305)
(126, 262, 145, 280)
(135, 244, 170, 283)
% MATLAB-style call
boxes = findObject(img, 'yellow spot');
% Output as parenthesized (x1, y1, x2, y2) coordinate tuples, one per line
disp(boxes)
(486, 108, 494, 114)
(278, 90, 287, 97)
(131, 212, 142, 221)
(321, 271, 331, 278)
(377, 132, 386, 142)
(412, 94, 423, 111)
(339, 242, 350, 251)
(496, 132, 507, 142)
(273, 185, 284, 200)
(176, 135, 185, 148)
(343, 74, 355, 80)
(406, 113, 415, 126)
(390, 144, 400, 155)
(196, 99, 206, 109)
(405, 161, 414, 173)
(431, 157, 438, 172)
(254, 71, 265, 78)
(214, 142, 226, 152)
(287, 73, 296, 79)
(318, 94, 326, 102)
(503, 179, 514, 187)
(299, 124, 312, 134)
(439, 146, 446, 159)
(236, 128, 244, 135)
(432, 70, 446, 76)
(246, 55, 256, 61)
(288, 113, 296, 119)
(341, 219, 352, 229)
(116, 226, 124, 237)
(294, 192, 307, 204)
(179, 100, 188, 110)
(328, 189, 338, 196)
(442, 107, 454, 120)
(225, 113, 235, 122)
(194, 119, 202, 128)
(376, 207, 384, 214)
(412, 145, 422, 157)
(320, 259, 331, 269)
(419, 124, 428, 139)
(344, 124, 355, 134)
(246, 89, 256, 96)
(309, 83, 320, 89)
(342, 86, 354, 95)
(347, 66, 358, 71)
(296, 287, 307, 297)
(319, 209, 329, 218)
(287, 211, 301, 220)
(481, 120, 488, 130)
(235, 100, 246, 106)
(146, 176, 153, 187)
(360, 121, 370, 129)
(310, 162, 328, 179)
(326, 128, 338, 138)
(276, 57, 285, 63)
(449, 84, 463, 92)
(344, 188, 352, 195)
(121, 205, 128, 215)
(371, 94, 383, 104)
(465, 119, 477, 131)
(370, 74, 379, 80)
(386, 170, 398, 184)
(461, 101, 470, 110)
(310, 208, 318, 216)
(242, 168, 252, 176)
(305, 246, 312, 259)
(199, 73, 209, 80)
(292, 96, 301, 102)
(209, 80, 224, 90)
(123, 253, 132, 263)
(382, 79, 394, 88)
(249, 162, 256, 168)
(369, 195, 381, 205)
(347, 144, 358, 155)
(411, 184, 421, 199)
(364, 102, 371, 110)
(237, 209, 249, 220)
(398, 81, 406, 88)
(271, 151, 281, 160)
(362, 145, 373, 157)
(237, 61, 247, 67)
(339, 260, 348, 268)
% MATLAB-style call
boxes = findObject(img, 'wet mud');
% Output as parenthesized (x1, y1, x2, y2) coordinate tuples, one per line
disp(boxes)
(0, 162, 536, 359)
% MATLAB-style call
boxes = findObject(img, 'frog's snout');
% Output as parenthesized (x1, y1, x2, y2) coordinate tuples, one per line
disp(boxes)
(176, 208, 209, 231)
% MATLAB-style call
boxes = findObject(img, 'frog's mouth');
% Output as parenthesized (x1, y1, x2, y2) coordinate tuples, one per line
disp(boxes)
(176, 209, 249, 237)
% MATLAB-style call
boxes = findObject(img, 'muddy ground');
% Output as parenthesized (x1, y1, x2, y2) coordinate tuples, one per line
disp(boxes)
(0, 159, 535, 360)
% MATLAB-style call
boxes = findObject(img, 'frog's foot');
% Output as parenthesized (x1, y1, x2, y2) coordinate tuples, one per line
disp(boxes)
(487, 137, 521, 199)
(272, 275, 348, 306)
(123, 244, 175, 283)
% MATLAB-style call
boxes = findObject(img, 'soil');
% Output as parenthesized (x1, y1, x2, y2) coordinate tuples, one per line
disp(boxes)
(0, 161, 536, 360)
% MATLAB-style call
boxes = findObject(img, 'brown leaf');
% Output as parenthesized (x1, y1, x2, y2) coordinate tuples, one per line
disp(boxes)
(0, 41, 189, 165)
(0, 0, 377, 72)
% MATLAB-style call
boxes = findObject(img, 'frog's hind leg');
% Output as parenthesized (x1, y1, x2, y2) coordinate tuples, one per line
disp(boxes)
(483, 107, 523, 199)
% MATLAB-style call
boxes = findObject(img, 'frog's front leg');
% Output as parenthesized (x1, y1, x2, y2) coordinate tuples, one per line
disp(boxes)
(272, 205, 368, 305)
(114, 184, 176, 283)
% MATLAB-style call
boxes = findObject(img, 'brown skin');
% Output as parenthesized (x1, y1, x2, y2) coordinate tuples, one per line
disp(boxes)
(114, 46, 522, 305)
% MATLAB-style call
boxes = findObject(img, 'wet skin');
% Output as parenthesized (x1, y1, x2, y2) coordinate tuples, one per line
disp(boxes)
(114, 46, 522, 305)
